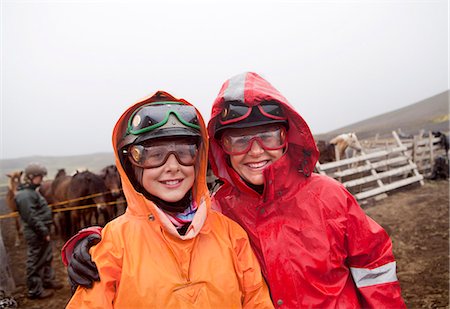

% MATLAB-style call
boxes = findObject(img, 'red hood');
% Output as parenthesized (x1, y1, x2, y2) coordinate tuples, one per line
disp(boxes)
(207, 72, 319, 190)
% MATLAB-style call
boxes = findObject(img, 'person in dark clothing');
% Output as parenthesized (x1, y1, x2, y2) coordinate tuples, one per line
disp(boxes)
(15, 163, 63, 299)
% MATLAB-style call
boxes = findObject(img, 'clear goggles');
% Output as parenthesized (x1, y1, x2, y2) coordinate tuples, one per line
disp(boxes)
(219, 101, 287, 125)
(221, 125, 287, 155)
(127, 102, 200, 135)
(124, 141, 198, 168)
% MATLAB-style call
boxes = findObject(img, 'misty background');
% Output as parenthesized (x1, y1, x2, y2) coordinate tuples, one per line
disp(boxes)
(1, 0, 448, 160)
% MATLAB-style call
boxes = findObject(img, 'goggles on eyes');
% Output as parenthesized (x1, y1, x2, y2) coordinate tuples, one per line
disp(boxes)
(221, 125, 287, 155)
(124, 142, 198, 168)
(127, 102, 200, 135)
(219, 101, 287, 125)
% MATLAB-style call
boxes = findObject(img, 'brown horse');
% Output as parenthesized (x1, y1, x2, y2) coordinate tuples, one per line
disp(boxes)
(5, 171, 23, 246)
(317, 133, 362, 163)
(38, 180, 54, 205)
(50, 169, 73, 239)
(51, 169, 72, 202)
(316, 140, 336, 164)
(67, 170, 108, 238)
(99, 165, 125, 218)
(39, 176, 60, 235)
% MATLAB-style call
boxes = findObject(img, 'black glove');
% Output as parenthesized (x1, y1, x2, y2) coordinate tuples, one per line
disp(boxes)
(67, 233, 101, 294)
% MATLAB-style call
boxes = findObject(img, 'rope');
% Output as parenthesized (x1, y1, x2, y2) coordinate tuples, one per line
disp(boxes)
(0, 199, 126, 220)
(1, 188, 123, 208)
(48, 189, 123, 208)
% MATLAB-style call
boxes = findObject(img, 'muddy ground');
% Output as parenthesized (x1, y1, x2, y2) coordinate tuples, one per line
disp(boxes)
(1, 179, 448, 308)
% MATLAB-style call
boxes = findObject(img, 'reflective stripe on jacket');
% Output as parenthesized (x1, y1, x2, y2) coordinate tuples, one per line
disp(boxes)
(67, 90, 273, 309)
(207, 72, 406, 308)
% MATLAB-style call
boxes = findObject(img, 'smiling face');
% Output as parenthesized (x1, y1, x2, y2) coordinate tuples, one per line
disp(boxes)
(139, 138, 197, 203)
(226, 125, 285, 185)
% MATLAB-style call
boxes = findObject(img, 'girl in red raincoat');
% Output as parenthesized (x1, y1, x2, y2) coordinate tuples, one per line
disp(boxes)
(207, 72, 406, 308)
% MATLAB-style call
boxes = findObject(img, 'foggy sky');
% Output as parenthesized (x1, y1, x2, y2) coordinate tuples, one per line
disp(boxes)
(1, 0, 448, 159)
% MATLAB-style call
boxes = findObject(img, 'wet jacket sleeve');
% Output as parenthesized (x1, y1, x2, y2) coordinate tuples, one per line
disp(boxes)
(61, 226, 103, 266)
(230, 223, 274, 309)
(344, 191, 406, 308)
(66, 224, 122, 309)
(15, 192, 49, 238)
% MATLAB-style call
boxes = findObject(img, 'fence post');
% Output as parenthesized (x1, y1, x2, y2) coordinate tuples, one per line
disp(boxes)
(393, 131, 424, 186)
(0, 228, 16, 294)
(429, 131, 434, 176)
(413, 135, 419, 170)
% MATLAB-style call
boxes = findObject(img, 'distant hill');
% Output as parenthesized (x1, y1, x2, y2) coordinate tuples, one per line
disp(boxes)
(0, 152, 115, 186)
(314, 90, 449, 141)
(1, 91, 448, 186)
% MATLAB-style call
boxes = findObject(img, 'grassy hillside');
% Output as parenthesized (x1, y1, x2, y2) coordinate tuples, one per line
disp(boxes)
(314, 90, 449, 141)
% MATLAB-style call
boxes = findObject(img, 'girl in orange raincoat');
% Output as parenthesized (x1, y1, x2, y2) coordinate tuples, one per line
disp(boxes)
(65, 90, 273, 308)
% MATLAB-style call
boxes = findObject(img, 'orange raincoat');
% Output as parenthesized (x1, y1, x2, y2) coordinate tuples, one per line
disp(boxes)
(66, 91, 273, 309)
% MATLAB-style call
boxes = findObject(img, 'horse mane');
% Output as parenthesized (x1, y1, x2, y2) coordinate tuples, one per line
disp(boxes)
(99, 165, 117, 178)
(55, 169, 67, 179)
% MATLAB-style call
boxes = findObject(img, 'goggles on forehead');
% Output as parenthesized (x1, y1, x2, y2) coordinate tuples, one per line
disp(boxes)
(127, 102, 200, 135)
(124, 141, 198, 168)
(219, 101, 287, 125)
(221, 125, 287, 155)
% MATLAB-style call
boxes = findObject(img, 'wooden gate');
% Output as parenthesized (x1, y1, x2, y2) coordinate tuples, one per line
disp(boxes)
(316, 131, 424, 200)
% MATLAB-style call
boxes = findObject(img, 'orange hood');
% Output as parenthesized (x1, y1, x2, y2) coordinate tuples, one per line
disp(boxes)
(112, 90, 211, 231)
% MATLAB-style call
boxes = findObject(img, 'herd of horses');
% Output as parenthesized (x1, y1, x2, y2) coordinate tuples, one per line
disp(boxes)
(5, 165, 125, 243)
(2, 132, 379, 244)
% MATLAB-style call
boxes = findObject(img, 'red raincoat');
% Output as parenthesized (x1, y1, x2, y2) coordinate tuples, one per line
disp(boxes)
(207, 72, 406, 308)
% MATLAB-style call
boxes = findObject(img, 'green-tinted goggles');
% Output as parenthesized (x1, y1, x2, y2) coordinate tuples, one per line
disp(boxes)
(127, 102, 200, 135)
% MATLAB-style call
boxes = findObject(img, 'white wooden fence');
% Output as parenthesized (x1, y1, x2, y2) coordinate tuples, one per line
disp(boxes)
(315, 130, 446, 200)
(361, 130, 446, 177)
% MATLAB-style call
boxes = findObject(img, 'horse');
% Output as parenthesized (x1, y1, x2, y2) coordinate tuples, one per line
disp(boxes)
(38, 180, 54, 204)
(51, 169, 72, 202)
(67, 170, 108, 237)
(50, 169, 73, 239)
(432, 131, 449, 155)
(98, 165, 125, 218)
(316, 140, 337, 164)
(5, 171, 23, 246)
(317, 133, 362, 164)
(38, 179, 57, 235)
(329, 133, 362, 161)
